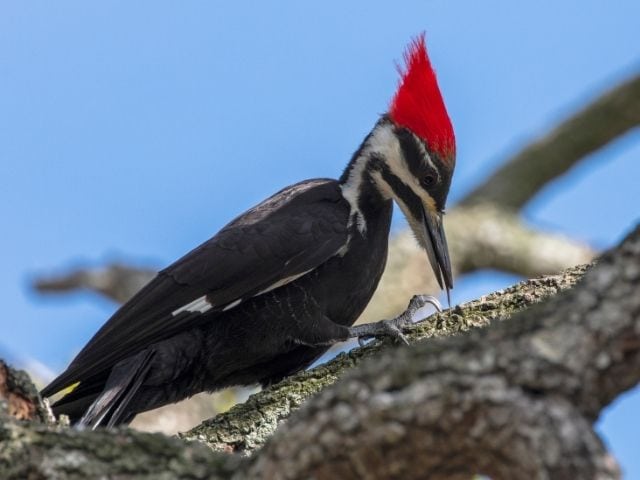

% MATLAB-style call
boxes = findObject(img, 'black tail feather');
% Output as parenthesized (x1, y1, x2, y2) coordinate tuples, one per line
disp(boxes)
(77, 349, 155, 429)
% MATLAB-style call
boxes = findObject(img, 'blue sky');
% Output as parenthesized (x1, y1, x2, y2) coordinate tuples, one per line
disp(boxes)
(1, 0, 639, 475)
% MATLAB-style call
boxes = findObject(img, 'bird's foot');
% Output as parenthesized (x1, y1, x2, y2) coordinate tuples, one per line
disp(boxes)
(353, 294, 442, 347)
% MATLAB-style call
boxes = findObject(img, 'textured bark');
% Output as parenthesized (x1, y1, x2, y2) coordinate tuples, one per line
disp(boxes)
(461, 74, 640, 210)
(182, 264, 585, 454)
(245, 224, 640, 480)
(0, 415, 239, 480)
(2, 223, 639, 478)
(0, 361, 51, 424)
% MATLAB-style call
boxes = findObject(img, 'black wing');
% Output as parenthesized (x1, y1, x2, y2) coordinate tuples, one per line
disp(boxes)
(42, 179, 350, 397)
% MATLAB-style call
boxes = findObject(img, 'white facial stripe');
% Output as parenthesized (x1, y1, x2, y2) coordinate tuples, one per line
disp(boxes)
(340, 123, 405, 233)
(340, 155, 369, 234)
(172, 296, 213, 316)
(375, 127, 437, 212)
(341, 122, 439, 235)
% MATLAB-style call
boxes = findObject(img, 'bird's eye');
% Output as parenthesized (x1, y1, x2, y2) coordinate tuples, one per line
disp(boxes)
(422, 175, 436, 188)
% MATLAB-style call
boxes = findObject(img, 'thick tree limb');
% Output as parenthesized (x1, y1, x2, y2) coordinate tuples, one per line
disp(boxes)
(460, 73, 640, 210)
(2, 223, 638, 478)
(0, 263, 585, 479)
(244, 224, 640, 480)
(0, 414, 239, 479)
(15, 70, 638, 480)
(181, 263, 585, 453)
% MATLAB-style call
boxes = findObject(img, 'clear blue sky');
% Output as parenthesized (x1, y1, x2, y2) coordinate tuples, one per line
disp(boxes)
(1, 1, 639, 475)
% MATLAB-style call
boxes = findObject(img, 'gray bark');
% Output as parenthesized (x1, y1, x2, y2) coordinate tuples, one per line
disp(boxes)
(245, 225, 640, 479)
(2, 222, 638, 479)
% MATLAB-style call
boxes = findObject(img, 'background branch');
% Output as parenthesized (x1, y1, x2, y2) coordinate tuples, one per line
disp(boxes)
(460, 73, 640, 210)
(32, 74, 638, 316)
(33, 263, 156, 304)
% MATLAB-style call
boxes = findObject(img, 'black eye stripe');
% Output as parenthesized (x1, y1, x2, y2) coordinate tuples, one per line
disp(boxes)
(394, 126, 452, 212)
(395, 128, 441, 184)
(378, 163, 423, 221)
(395, 128, 424, 179)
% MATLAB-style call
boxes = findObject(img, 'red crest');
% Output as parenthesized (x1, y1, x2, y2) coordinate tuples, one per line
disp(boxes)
(389, 35, 455, 161)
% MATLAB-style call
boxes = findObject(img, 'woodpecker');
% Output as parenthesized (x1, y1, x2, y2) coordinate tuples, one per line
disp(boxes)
(42, 35, 456, 428)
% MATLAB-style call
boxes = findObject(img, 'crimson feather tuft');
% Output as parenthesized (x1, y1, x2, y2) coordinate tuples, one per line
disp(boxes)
(389, 35, 455, 161)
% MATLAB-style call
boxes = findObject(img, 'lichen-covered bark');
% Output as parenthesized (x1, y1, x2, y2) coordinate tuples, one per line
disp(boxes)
(246, 225, 640, 480)
(0, 361, 51, 423)
(2, 225, 637, 479)
(0, 416, 240, 479)
(182, 263, 585, 453)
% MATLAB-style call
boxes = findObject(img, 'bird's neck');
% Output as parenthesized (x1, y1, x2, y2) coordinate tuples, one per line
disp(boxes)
(339, 122, 397, 234)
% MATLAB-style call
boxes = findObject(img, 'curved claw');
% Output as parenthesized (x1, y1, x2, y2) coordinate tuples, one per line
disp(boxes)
(404, 294, 443, 326)
(412, 294, 442, 313)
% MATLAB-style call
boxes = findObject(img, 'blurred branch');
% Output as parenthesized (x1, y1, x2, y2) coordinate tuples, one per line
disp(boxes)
(34, 76, 638, 310)
(361, 74, 640, 319)
(359, 204, 594, 321)
(32, 75, 639, 310)
(33, 263, 155, 304)
(460, 73, 640, 210)
(30, 206, 595, 321)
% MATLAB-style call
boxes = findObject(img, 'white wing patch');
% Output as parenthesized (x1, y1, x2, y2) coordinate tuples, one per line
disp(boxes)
(172, 296, 213, 316)
(255, 268, 315, 296)
(222, 299, 242, 311)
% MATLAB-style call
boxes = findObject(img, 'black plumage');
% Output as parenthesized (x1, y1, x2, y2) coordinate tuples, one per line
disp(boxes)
(43, 177, 394, 426)
(42, 36, 458, 427)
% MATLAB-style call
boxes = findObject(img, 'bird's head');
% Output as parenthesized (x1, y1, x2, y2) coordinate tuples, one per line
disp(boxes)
(343, 34, 455, 300)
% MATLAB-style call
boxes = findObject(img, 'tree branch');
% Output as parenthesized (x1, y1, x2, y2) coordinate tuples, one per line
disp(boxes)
(3, 222, 638, 478)
(460, 74, 640, 210)
(181, 263, 585, 453)
(244, 224, 640, 480)
(33, 263, 156, 304)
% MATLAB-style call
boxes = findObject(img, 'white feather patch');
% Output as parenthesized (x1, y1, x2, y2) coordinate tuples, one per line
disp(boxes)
(172, 296, 213, 316)
(222, 299, 242, 312)
(255, 268, 315, 296)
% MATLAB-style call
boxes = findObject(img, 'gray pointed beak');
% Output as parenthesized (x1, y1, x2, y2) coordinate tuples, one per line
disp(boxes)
(421, 207, 453, 304)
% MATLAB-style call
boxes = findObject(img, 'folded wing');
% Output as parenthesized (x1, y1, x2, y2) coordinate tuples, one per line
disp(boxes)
(42, 179, 349, 397)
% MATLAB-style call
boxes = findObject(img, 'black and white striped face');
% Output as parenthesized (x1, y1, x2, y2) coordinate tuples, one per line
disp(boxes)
(366, 119, 454, 293)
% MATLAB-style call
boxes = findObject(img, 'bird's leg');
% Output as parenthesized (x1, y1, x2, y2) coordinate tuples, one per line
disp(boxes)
(348, 295, 442, 347)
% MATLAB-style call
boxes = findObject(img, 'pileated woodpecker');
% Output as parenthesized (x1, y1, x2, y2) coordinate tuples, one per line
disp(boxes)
(42, 35, 456, 428)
